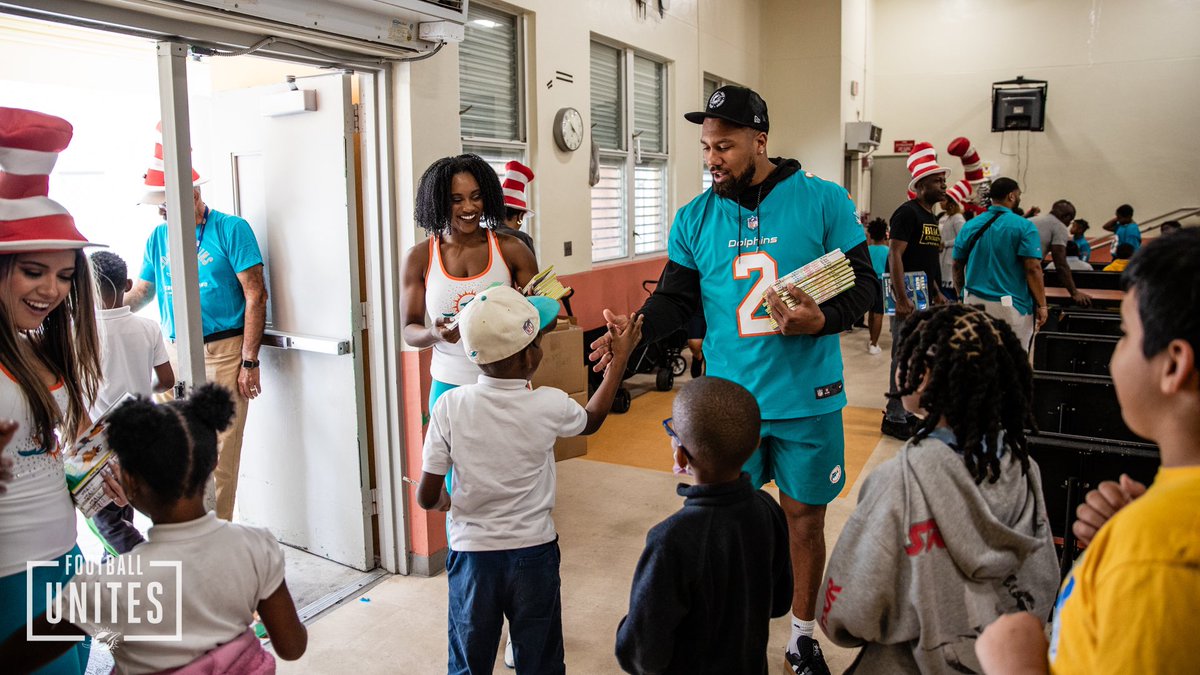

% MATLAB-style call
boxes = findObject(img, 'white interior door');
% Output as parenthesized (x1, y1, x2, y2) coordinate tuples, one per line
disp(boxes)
(205, 73, 374, 570)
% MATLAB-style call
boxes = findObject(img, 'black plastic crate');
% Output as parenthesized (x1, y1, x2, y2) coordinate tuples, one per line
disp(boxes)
(1033, 332, 1118, 376)
(1028, 433, 1158, 542)
(1044, 269, 1123, 290)
(1044, 310, 1122, 337)
(1032, 372, 1150, 445)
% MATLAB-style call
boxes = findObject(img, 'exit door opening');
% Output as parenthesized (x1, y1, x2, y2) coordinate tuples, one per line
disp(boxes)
(0, 12, 407, 626)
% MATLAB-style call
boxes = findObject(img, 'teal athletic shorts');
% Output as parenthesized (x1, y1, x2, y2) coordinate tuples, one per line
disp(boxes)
(429, 380, 461, 494)
(742, 409, 846, 505)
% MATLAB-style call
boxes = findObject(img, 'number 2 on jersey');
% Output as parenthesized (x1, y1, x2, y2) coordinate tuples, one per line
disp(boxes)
(734, 251, 779, 337)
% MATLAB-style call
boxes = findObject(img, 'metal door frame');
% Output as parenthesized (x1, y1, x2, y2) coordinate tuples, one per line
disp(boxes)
(158, 47, 409, 573)
(0, 0, 411, 573)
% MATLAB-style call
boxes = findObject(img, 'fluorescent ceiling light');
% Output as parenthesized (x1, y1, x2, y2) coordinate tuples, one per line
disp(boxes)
(471, 19, 500, 28)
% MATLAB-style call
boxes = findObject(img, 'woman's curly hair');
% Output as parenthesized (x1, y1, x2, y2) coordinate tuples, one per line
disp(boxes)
(887, 304, 1036, 483)
(104, 384, 235, 504)
(413, 154, 506, 236)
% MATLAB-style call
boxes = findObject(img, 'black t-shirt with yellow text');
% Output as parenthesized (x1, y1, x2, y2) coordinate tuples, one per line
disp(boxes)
(889, 199, 943, 287)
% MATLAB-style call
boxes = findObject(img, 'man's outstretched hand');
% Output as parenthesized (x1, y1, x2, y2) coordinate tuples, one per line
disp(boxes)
(588, 309, 631, 373)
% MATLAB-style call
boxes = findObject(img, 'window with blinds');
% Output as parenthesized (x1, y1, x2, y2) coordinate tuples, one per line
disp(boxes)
(460, 5, 520, 142)
(463, 144, 524, 179)
(634, 161, 668, 254)
(633, 56, 664, 154)
(590, 39, 668, 262)
(591, 157, 627, 261)
(590, 42, 623, 151)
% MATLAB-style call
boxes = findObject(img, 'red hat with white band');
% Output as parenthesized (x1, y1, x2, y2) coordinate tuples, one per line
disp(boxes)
(947, 137, 985, 186)
(945, 179, 973, 207)
(139, 121, 207, 205)
(501, 160, 535, 214)
(0, 107, 98, 252)
(906, 142, 951, 193)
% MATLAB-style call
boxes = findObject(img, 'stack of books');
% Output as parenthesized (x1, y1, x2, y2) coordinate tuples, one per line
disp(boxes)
(760, 249, 856, 331)
(523, 266, 573, 300)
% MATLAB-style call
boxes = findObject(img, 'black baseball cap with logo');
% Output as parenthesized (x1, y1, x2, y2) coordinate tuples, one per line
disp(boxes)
(685, 85, 770, 133)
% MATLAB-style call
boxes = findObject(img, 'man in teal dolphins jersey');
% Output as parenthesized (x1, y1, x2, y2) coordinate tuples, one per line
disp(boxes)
(591, 86, 876, 675)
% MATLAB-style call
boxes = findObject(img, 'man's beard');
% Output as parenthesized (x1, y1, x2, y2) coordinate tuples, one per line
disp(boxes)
(920, 189, 944, 208)
(713, 162, 757, 199)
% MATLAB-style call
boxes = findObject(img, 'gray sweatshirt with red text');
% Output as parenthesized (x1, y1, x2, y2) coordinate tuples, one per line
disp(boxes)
(819, 432, 1060, 674)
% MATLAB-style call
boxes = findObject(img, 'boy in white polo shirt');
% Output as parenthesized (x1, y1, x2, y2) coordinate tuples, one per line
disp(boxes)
(417, 285, 641, 674)
(89, 251, 175, 555)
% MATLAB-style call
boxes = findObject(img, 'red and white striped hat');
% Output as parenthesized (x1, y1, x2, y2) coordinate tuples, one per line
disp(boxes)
(138, 121, 206, 205)
(906, 142, 951, 193)
(947, 137, 985, 185)
(501, 160, 535, 214)
(0, 107, 96, 252)
(945, 179, 973, 207)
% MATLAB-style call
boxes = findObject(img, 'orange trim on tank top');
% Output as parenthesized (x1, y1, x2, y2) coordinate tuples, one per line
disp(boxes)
(0, 362, 64, 391)
(434, 229, 505, 282)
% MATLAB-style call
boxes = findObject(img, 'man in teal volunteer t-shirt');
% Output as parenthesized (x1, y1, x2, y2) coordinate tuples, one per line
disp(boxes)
(952, 177, 1048, 350)
(126, 185, 266, 522)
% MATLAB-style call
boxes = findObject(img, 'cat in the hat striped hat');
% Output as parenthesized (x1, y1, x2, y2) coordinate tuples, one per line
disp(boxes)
(903, 141, 951, 204)
(138, 121, 207, 206)
(0, 108, 103, 651)
(497, 160, 538, 259)
(947, 136, 991, 206)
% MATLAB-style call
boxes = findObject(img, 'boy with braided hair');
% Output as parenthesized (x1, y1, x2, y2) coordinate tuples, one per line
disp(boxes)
(819, 304, 1059, 674)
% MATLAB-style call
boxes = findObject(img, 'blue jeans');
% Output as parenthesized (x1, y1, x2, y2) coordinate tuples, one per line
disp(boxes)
(446, 539, 564, 675)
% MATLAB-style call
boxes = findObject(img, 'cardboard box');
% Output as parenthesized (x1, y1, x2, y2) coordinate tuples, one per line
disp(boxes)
(531, 320, 587, 394)
(553, 391, 588, 461)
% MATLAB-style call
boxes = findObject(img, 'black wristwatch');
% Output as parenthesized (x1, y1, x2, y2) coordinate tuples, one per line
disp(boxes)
(241, 359, 260, 369)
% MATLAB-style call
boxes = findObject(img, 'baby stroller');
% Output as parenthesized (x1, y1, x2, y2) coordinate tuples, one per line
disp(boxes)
(589, 280, 689, 413)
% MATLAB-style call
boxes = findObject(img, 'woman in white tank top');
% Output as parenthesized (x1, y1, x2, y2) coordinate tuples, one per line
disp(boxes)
(401, 155, 538, 408)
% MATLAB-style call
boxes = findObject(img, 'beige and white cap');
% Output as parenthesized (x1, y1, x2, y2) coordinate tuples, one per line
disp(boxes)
(459, 284, 560, 365)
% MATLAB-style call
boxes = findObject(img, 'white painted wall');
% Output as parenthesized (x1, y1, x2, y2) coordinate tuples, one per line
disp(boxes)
(760, 0, 844, 182)
(841, 0, 872, 209)
(397, 0, 763, 275)
(870, 0, 1200, 225)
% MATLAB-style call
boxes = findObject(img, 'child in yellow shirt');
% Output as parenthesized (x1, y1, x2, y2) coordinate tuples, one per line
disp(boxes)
(977, 229, 1200, 674)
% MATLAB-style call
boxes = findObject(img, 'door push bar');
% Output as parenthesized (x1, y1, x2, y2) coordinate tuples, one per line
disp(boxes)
(262, 329, 352, 356)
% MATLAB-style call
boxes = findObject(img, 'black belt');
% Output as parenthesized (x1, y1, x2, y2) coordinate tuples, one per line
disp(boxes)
(204, 328, 244, 343)
(172, 327, 244, 344)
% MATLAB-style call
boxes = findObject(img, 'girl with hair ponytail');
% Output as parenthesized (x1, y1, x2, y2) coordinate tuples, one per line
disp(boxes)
(818, 304, 1060, 674)
(2, 384, 307, 672)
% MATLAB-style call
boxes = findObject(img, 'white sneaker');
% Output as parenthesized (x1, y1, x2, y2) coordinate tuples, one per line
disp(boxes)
(504, 635, 515, 668)
(867, 344, 881, 355)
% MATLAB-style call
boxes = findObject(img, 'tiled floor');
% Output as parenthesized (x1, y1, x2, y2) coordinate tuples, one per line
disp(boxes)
(282, 326, 902, 674)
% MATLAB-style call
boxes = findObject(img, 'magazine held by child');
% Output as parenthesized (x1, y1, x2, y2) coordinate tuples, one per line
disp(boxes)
(63, 393, 133, 517)
(760, 249, 856, 331)
(882, 271, 930, 315)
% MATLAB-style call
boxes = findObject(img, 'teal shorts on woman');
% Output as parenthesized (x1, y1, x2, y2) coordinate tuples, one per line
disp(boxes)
(429, 380, 461, 494)
(0, 545, 91, 674)
(742, 410, 846, 505)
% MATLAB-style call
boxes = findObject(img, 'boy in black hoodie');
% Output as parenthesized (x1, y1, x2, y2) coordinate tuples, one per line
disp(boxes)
(615, 377, 793, 674)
